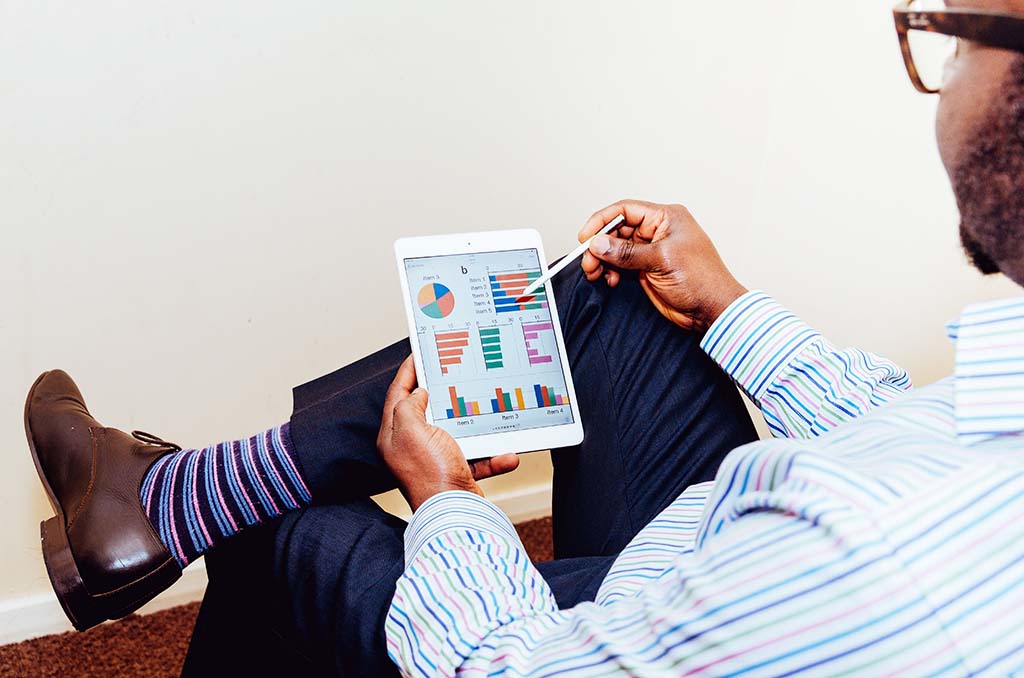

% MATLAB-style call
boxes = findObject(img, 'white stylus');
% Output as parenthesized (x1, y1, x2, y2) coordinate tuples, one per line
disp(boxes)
(521, 215, 626, 297)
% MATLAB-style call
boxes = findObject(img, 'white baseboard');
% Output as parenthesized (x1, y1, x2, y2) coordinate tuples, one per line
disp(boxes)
(0, 483, 552, 646)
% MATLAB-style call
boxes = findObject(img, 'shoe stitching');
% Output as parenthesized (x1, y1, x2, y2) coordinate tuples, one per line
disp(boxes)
(66, 428, 99, 531)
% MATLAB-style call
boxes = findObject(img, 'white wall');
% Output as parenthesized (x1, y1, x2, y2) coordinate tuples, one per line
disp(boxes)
(1, 0, 1018, 639)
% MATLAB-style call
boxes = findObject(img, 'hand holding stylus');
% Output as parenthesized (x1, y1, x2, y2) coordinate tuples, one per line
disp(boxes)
(579, 200, 748, 333)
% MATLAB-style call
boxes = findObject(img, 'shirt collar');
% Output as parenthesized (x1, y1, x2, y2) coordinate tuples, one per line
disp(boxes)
(949, 296, 1024, 446)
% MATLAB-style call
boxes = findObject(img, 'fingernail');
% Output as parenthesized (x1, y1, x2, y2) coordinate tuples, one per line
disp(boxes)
(591, 235, 612, 255)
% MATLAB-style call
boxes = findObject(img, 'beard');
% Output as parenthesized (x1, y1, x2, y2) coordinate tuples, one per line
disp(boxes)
(952, 55, 1024, 279)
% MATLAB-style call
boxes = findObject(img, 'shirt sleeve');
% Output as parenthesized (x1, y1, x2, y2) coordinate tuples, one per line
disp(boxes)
(386, 482, 948, 677)
(700, 291, 912, 438)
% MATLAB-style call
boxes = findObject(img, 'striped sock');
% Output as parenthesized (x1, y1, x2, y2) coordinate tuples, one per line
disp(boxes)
(139, 422, 311, 567)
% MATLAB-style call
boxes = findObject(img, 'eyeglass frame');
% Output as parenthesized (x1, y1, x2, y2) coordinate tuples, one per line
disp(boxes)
(893, 0, 1024, 93)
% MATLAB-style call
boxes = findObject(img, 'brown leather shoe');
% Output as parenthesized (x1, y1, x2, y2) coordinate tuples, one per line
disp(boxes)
(24, 370, 183, 631)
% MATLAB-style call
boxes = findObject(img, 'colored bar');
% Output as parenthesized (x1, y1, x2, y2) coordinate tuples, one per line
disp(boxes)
(446, 408, 454, 418)
(494, 388, 505, 412)
(541, 386, 551, 407)
(515, 388, 525, 410)
(529, 356, 553, 364)
(503, 393, 514, 411)
(436, 339, 469, 348)
(491, 398, 500, 413)
(522, 322, 553, 332)
(440, 357, 462, 365)
(534, 384, 544, 408)
(482, 344, 502, 354)
(456, 397, 466, 417)
(493, 273, 530, 282)
(438, 349, 463, 357)
(527, 349, 539, 356)
(479, 327, 501, 335)
(556, 395, 564, 405)
(481, 337, 501, 346)
(547, 388, 556, 406)
(436, 331, 470, 339)
(485, 361, 504, 368)
(471, 401, 480, 415)
(521, 303, 547, 310)
(449, 386, 459, 416)
(524, 332, 539, 339)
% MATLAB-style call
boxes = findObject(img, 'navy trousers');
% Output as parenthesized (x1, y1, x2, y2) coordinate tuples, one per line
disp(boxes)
(182, 268, 757, 677)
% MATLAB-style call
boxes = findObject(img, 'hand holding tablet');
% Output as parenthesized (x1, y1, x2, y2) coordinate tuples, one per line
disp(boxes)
(394, 230, 584, 459)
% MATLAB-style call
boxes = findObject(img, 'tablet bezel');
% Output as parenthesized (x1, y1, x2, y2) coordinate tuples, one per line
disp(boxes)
(394, 229, 584, 460)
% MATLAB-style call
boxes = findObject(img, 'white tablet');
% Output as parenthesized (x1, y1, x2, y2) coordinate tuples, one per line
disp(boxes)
(394, 229, 584, 460)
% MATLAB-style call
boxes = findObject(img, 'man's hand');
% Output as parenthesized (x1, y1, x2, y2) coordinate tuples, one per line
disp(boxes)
(580, 199, 748, 333)
(377, 356, 520, 511)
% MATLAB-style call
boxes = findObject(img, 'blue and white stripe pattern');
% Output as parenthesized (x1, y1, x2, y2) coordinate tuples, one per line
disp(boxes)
(948, 296, 1024, 446)
(385, 292, 1024, 677)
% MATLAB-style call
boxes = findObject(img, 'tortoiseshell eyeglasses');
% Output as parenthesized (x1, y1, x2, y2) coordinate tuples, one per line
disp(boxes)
(894, 0, 1024, 93)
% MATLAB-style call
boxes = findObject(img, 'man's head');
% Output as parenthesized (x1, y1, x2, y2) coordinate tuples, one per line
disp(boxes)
(934, 0, 1024, 284)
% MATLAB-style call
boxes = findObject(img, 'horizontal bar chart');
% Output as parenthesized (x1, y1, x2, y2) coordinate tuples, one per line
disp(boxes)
(435, 329, 469, 375)
(489, 270, 549, 314)
(522, 321, 555, 365)
(478, 326, 504, 370)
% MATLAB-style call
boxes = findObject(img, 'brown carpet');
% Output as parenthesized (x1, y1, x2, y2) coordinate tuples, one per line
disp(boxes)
(0, 517, 553, 678)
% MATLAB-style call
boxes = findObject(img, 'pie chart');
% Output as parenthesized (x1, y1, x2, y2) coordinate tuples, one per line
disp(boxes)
(417, 283, 455, 319)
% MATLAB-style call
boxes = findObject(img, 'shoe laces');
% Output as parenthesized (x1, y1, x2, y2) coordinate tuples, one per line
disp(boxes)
(131, 430, 182, 452)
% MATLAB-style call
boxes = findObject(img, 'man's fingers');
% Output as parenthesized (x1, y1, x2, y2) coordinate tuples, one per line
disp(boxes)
(386, 356, 417, 403)
(588, 234, 662, 271)
(470, 453, 520, 480)
(382, 356, 417, 432)
(395, 387, 429, 421)
(578, 200, 654, 241)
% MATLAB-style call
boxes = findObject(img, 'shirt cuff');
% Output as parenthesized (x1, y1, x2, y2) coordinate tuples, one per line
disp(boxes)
(700, 291, 821, 401)
(403, 490, 523, 566)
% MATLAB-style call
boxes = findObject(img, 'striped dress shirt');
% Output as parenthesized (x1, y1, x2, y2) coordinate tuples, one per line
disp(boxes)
(385, 291, 1024, 677)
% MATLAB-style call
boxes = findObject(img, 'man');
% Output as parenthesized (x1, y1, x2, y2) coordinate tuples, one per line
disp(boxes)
(22, 1, 1024, 675)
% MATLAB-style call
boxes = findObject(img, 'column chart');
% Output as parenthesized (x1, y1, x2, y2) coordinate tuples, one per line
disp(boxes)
(445, 386, 482, 419)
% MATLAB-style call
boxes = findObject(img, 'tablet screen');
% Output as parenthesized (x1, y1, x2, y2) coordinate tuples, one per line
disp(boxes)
(404, 248, 575, 439)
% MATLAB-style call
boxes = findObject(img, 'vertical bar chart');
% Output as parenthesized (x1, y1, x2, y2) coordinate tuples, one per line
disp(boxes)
(478, 326, 504, 369)
(489, 270, 549, 313)
(533, 384, 569, 408)
(434, 329, 469, 375)
(522, 321, 555, 365)
(445, 386, 482, 419)
(489, 384, 569, 412)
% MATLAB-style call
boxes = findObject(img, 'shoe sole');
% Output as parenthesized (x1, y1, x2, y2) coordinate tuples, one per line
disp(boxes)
(24, 371, 178, 632)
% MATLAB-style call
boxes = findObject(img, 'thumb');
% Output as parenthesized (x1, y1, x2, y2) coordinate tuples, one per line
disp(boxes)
(589, 234, 661, 271)
(406, 387, 429, 413)
(395, 387, 430, 425)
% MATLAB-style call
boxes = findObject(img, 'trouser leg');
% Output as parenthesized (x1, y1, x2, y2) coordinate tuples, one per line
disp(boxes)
(185, 502, 615, 677)
(548, 270, 759, 558)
